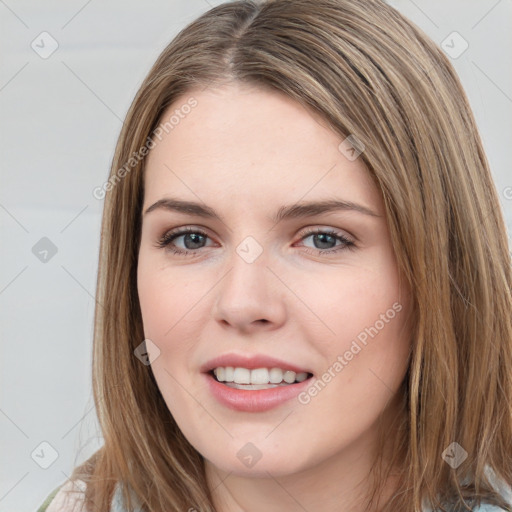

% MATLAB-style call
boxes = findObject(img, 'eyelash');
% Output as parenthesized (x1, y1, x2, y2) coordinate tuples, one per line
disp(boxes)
(154, 226, 356, 257)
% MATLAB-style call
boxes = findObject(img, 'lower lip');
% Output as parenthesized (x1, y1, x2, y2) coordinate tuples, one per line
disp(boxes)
(203, 372, 312, 412)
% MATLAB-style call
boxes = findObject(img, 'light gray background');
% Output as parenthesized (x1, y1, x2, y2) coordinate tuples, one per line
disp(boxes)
(1, 1, 511, 510)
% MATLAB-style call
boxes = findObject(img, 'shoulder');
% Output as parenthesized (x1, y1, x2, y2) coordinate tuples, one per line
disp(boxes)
(472, 505, 511, 512)
(459, 467, 512, 512)
(37, 480, 87, 512)
(38, 479, 136, 512)
(422, 466, 512, 512)
(477, 466, 512, 511)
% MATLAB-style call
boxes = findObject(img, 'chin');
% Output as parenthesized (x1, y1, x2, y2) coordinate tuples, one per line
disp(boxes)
(201, 441, 315, 479)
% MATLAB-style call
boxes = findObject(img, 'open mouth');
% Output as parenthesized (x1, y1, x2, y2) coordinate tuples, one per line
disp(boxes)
(209, 367, 314, 390)
(204, 362, 315, 412)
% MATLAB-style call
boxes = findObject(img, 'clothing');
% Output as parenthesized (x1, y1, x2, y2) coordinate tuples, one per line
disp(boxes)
(38, 471, 512, 512)
(37, 479, 143, 512)
(421, 466, 512, 512)
(37, 480, 87, 512)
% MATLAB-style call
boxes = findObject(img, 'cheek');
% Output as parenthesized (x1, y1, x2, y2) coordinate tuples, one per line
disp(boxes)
(293, 258, 403, 346)
(138, 256, 191, 337)
(137, 257, 211, 371)
(137, 265, 174, 340)
(296, 251, 411, 397)
(338, 301, 409, 394)
(297, 282, 410, 446)
(137, 260, 217, 449)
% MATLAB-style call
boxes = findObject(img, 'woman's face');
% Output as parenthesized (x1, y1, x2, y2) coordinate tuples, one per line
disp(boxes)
(137, 83, 412, 479)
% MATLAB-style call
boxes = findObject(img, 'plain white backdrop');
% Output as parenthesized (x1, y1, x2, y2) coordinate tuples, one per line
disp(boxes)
(0, 1, 511, 510)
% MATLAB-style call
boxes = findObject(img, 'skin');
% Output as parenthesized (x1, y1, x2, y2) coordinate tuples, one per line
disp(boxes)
(137, 82, 413, 511)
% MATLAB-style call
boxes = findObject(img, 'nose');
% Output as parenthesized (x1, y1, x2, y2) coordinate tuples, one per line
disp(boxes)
(212, 247, 287, 334)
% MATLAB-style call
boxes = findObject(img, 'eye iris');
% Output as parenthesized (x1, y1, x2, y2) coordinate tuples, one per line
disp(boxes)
(184, 233, 205, 249)
(314, 233, 336, 249)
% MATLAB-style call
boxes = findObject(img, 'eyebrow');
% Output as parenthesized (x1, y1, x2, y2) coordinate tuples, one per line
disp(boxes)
(143, 197, 381, 223)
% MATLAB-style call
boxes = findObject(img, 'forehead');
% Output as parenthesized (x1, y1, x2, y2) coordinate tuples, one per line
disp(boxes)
(143, 83, 382, 215)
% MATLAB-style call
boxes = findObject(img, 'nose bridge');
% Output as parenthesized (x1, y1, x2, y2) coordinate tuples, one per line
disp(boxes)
(222, 238, 271, 304)
(212, 236, 286, 329)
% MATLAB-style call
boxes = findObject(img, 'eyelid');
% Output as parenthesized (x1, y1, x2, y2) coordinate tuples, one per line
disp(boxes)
(296, 225, 354, 241)
(154, 225, 216, 248)
(154, 224, 358, 260)
(157, 225, 353, 244)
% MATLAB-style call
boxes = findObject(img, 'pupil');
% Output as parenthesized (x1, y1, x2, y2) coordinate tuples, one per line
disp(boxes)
(314, 233, 335, 249)
(184, 233, 205, 249)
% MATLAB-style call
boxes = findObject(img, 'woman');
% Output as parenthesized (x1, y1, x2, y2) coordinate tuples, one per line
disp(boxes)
(38, 0, 512, 510)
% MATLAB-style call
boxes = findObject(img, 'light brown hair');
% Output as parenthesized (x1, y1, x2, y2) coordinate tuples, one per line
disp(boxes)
(70, 0, 512, 510)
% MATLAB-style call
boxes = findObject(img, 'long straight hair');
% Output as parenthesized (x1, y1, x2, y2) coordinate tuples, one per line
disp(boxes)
(70, 1, 512, 510)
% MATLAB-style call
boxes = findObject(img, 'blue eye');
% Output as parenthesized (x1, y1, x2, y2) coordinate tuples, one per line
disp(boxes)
(155, 227, 356, 257)
(155, 227, 211, 256)
(298, 229, 355, 253)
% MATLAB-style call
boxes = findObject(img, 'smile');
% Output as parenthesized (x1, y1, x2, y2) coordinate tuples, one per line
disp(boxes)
(201, 354, 315, 412)
(212, 366, 311, 387)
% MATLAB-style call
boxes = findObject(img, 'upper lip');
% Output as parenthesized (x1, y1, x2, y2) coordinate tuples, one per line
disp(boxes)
(201, 353, 312, 375)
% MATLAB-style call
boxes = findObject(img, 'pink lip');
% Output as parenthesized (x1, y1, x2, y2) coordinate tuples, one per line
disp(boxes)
(203, 372, 312, 413)
(200, 353, 313, 413)
(200, 353, 311, 374)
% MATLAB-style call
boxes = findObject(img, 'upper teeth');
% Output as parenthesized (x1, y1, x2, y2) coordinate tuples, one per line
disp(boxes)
(213, 367, 309, 385)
